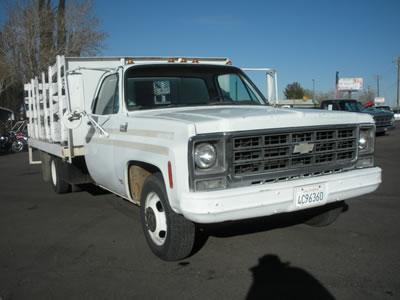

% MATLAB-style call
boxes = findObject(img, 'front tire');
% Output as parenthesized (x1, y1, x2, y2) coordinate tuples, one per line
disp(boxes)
(140, 174, 195, 261)
(49, 157, 71, 194)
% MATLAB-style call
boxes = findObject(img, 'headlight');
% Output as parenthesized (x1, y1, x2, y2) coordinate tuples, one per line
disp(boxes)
(358, 126, 375, 155)
(190, 136, 227, 191)
(194, 143, 217, 169)
(358, 135, 367, 150)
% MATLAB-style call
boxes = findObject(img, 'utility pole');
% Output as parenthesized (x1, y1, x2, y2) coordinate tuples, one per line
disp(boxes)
(312, 79, 315, 100)
(376, 75, 380, 97)
(397, 57, 400, 108)
(335, 71, 339, 99)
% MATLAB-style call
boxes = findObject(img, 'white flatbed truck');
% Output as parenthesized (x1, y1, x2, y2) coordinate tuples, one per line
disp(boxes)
(25, 55, 381, 260)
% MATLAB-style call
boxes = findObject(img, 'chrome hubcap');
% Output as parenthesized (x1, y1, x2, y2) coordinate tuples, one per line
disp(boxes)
(144, 192, 167, 246)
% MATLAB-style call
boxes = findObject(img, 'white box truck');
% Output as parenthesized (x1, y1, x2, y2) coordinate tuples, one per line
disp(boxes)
(25, 55, 381, 260)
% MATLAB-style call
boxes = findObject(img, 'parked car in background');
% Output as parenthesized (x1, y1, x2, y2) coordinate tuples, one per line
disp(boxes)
(393, 108, 400, 121)
(0, 120, 28, 154)
(320, 99, 395, 134)
(375, 105, 393, 112)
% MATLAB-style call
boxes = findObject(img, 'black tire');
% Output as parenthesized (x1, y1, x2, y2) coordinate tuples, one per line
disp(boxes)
(49, 156, 71, 194)
(71, 184, 82, 192)
(305, 202, 344, 227)
(376, 131, 386, 136)
(11, 140, 24, 153)
(40, 151, 51, 182)
(140, 173, 195, 261)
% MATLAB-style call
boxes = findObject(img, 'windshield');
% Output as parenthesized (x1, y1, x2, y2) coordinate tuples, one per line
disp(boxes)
(124, 65, 266, 110)
(338, 101, 363, 112)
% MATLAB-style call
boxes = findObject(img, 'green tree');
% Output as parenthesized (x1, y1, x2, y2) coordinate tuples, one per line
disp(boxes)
(284, 82, 305, 99)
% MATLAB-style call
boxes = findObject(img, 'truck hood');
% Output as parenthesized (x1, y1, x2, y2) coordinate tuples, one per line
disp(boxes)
(134, 105, 373, 134)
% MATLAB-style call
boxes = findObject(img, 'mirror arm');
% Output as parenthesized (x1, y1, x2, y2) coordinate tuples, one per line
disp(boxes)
(64, 110, 109, 137)
(83, 112, 110, 137)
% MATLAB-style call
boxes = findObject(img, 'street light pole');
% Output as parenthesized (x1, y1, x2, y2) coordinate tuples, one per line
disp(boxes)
(397, 57, 400, 108)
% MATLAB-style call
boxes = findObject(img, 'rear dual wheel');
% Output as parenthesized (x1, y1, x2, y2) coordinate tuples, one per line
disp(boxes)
(49, 157, 71, 194)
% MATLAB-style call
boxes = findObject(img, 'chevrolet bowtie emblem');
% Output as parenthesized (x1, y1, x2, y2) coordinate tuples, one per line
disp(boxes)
(293, 142, 315, 154)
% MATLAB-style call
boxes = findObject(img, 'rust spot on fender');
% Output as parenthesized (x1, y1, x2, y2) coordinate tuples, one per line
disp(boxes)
(129, 165, 151, 204)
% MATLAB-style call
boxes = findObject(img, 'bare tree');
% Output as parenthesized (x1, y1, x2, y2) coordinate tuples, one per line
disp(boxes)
(0, 47, 12, 96)
(314, 90, 336, 102)
(0, 0, 106, 111)
(63, 0, 106, 56)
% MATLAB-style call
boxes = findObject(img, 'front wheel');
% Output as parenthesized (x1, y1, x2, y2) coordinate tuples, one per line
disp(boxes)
(140, 174, 195, 261)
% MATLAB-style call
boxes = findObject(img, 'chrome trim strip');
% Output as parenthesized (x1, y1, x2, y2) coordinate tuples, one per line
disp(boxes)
(91, 137, 169, 156)
(107, 128, 174, 140)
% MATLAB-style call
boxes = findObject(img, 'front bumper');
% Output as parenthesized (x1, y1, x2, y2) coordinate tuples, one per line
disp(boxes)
(179, 167, 381, 223)
(376, 126, 389, 133)
(376, 122, 395, 133)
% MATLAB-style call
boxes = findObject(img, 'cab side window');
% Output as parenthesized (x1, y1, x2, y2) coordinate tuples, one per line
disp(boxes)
(94, 74, 119, 115)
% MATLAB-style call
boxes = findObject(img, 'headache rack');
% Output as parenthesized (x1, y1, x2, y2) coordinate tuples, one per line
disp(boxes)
(230, 125, 358, 184)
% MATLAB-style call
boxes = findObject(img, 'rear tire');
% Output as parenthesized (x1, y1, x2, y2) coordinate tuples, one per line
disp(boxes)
(140, 173, 195, 261)
(305, 202, 344, 227)
(49, 157, 71, 194)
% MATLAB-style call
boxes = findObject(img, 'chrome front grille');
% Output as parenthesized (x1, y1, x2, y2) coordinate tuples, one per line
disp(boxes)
(232, 126, 357, 178)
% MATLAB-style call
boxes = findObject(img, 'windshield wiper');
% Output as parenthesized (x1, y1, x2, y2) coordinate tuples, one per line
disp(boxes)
(206, 100, 263, 106)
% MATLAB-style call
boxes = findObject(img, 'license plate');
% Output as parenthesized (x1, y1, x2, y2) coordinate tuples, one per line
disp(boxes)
(294, 184, 326, 208)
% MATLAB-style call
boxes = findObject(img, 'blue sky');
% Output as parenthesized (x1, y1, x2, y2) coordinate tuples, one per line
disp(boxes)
(1, 0, 400, 105)
(92, 0, 400, 105)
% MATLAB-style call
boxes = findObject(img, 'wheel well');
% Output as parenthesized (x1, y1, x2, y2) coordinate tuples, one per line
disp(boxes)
(128, 161, 162, 204)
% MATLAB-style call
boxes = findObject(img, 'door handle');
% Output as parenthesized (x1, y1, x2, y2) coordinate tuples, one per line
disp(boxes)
(120, 122, 128, 132)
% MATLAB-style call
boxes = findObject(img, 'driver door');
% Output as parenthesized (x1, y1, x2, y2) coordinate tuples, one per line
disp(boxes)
(84, 73, 121, 192)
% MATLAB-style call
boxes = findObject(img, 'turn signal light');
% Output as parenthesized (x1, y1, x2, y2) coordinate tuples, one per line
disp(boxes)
(168, 161, 173, 189)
